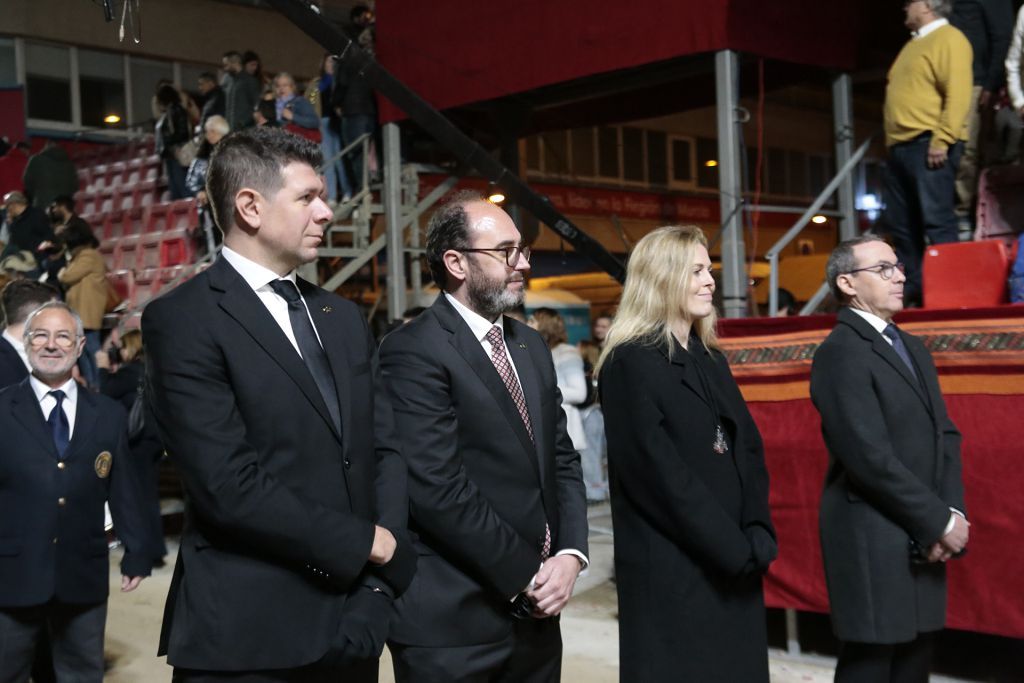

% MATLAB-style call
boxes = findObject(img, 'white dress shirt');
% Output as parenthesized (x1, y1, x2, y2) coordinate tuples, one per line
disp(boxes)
(30, 375, 78, 440)
(3, 329, 30, 371)
(444, 293, 589, 573)
(221, 246, 324, 355)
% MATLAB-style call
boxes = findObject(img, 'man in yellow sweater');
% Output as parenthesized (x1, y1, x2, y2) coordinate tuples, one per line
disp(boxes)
(881, 0, 972, 308)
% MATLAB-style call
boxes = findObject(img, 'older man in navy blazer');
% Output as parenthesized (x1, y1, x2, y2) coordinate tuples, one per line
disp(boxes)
(0, 302, 152, 682)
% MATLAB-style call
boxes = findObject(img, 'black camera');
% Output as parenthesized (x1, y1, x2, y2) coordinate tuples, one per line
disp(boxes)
(107, 345, 123, 365)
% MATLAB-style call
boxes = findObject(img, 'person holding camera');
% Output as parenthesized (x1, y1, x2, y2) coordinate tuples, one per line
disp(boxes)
(97, 329, 167, 565)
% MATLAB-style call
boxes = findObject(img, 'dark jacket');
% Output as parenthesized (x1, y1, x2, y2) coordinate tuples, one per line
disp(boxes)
(379, 295, 588, 649)
(155, 103, 191, 160)
(0, 336, 27, 389)
(810, 307, 965, 643)
(599, 336, 775, 682)
(3, 206, 54, 257)
(23, 145, 78, 209)
(0, 380, 153, 607)
(223, 71, 261, 133)
(951, 0, 1015, 90)
(143, 256, 415, 670)
(198, 86, 226, 134)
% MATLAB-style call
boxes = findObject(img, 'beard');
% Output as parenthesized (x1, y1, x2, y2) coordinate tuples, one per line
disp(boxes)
(466, 268, 525, 321)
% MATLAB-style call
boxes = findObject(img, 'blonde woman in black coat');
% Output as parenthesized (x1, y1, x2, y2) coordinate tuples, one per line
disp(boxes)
(596, 225, 776, 682)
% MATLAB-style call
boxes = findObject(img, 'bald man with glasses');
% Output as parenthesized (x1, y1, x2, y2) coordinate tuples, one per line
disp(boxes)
(379, 191, 588, 682)
(811, 234, 968, 683)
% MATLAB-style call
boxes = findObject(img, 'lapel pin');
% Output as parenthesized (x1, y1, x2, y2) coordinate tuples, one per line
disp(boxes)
(518, 343, 527, 349)
(322, 305, 332, 313)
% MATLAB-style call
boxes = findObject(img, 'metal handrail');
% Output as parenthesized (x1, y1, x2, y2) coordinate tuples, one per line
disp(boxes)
(765, 136, 873, 316)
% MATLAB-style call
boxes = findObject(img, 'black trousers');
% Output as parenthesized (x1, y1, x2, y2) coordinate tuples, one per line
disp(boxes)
(390, 617, 562, 683)
(880, 135, 963, 305)
(0, 601, 107, 683)
(834, 633, 935, 683)
(172, 657, 377, 683)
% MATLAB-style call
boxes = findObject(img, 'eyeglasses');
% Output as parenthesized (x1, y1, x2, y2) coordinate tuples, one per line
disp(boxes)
(27, 330, 79, 349)
(459, 244, 532, 267)
(844, 262, 905, 280)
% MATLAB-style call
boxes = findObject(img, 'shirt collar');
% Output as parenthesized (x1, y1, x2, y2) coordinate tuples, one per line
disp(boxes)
(29, 374, 78, 404)
(848, 306, 891, 336)
(913, 17, 948, 39)
(221, 246, 297, 292)
(444, 292, 504, 343)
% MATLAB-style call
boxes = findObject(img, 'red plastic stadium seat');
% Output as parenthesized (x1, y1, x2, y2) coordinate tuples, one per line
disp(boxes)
(922, 240, 1011, 309)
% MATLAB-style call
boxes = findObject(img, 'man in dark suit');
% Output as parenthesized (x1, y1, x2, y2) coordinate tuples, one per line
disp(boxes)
(143, 126, 415, 682)
(0, 301, 152, 682)
(0, 279, 59, 388)
(379, 192, 588, 682)
(811, 234, 968, 683)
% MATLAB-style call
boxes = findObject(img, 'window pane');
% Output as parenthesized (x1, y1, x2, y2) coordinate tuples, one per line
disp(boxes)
(646, 130, 667, 187)
(622, 127, 644, 182)
(79, 49, 124, 128)
(696, 137, 718, 188)
(0, 38, 15, 86)
(671, 139, 692, 182)
(571, 128, 595, 177)
(788, 150, 809, 198)
(25, 43, 71, 122)
(129, 57, 172, 129)
(542, 131, 568, 175)
(597, 126, 619, 178)
(525, 135, 540, 172)
(767, 148, 787, 195)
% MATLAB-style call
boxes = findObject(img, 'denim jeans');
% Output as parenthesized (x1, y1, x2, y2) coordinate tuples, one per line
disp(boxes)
(320, 117, 351, 200)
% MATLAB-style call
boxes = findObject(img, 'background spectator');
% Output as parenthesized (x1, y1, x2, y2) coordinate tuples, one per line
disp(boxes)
(22, 140, 79, 210)
(310, 54, 351, 203)
(155, 85, 191, 200)
(195, 71, 225, 137)
(529, 307, 589, 454)
(56, 219, 107, 388)
(274, 72, 319, 131)
(950, 0, 1014, 228)
(221, 51, 260, 132)
(252, 98, 279, 128)
(242, 50, 271, 93)
(1, 191, 53, 265)
(333, 4, 379, 190)
(774, 288, 797, 316)
(0, 141, 30, 199)
(97, 329, 168, 565)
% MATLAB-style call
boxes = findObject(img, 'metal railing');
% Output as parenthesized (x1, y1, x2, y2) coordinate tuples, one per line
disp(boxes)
(764, 136, 873, 316)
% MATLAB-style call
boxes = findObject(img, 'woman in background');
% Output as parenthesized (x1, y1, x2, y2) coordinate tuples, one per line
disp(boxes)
(57, 220, 106, 389)
(529, 307, 588, 454)
(596, 225, 776, 682)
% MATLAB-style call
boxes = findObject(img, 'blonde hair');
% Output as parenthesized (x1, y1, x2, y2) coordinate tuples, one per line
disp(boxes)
(530, 307, 568, 349)
(594, 225, 718, 376)
(119, 329, 143, 363)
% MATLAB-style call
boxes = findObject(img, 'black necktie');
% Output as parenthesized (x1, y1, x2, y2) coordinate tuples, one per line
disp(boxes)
(883, 323, 918, 380)
(48, 390, 70, 457)
(268, 279, 343, 434)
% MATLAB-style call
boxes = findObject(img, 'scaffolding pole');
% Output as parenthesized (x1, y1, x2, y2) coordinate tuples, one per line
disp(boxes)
(383, 122, 406, 320)
(715, 49, 747, 319)
(832, 73, 858, 241)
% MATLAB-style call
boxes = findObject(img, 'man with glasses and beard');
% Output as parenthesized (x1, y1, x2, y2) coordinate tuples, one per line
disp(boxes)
(379, 191, 588, 682)
(811, 234, 968, 682)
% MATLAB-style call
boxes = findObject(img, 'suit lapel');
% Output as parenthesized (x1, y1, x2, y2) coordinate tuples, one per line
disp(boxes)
(434, 298, 540, 475)
(301, 281, 351, 453)
(66, 389, 98, 459)
(11, 380, 58, 459)
(210, 259, 342, 442)
(839, 308, 931, 411)
(662, 338, 714, 411)
(504, 320, 545, 485)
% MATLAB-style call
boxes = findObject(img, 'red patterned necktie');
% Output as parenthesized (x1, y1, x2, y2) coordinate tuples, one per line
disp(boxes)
(485, 325, 534, 443)
(485, 326, 550, 560)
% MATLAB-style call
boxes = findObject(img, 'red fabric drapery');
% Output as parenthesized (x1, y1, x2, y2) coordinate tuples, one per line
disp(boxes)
(375, 0, 859, 123)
